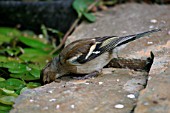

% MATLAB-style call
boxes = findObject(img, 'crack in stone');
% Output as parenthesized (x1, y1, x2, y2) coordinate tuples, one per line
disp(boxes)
(130, 105, 136, 113)
(106, 51, 154, 72)
(105, 52, 154, 113)
(130, 52, 155, 113)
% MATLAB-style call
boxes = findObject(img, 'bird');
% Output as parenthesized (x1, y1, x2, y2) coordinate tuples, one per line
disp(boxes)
(40, 29, 161, 84)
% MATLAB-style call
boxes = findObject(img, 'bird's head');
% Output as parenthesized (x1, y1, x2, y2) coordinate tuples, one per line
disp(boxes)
(40, 57, 64, 85)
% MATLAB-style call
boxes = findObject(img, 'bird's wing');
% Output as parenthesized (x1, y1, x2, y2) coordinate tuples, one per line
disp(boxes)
(76, 36, 119, 64)
(59, 36, 118, 65)
(60, 29, 161, 65)
(59, 38, 96, 65)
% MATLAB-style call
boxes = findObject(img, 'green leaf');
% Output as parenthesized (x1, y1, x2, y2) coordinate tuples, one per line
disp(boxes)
(5, 78, 25, 90)
(20, 87, 28, 94)
(0, 110, 10, 113)
(0, 78, 5, 82)
(10, 73, 39, 81)
(0, 62, 28, 74)
(0, 56, 8, 62)
(73, 0, 95, 18)
(41, 25, 49, 40)
(22, 48, 48, 55)
(0, 88, 14, 94)
(0, 27, 21, 37)
(0, 103, 12, 112)
(46, 28, 63, 38)
(19, 36, 52, 51)
(83, 12, 96, 22)
(1, 62, 21, 69)
(0, 82, 6, 89)
(27, 82, 41, 88)
(8, 64, 27, 74)
(28, 64, 43, 70)
(0, 96, 16, 105)
(5, 47, 21, 57)
(19, 48, 51, 63)
(29, 68, 40, 78)
(0, 34, 13, 45)
(0, 88, 18, 97)
(0, 27, 21, 45)
(8, 67, 26, 74)
(73, 0, 87, 17)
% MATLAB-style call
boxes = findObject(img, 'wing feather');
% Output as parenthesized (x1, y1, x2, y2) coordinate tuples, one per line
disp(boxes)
(59, 38, 96, 65)
(61, 29, 160, 65)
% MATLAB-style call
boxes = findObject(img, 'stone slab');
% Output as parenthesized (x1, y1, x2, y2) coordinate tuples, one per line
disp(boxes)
(11, 69, 147, 113)
(134, 39, 170, 113)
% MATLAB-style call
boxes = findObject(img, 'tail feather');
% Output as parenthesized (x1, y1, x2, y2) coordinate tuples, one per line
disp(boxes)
(114, 29, 161, 47)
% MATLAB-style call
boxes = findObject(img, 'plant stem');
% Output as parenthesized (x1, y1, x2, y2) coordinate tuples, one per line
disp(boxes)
(49, 17, 80, 55)
(50, 0, 101, 55)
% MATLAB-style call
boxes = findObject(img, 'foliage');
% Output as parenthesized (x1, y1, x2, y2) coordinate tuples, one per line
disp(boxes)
(0, 27, 58, 112)
(73, 0, 96, 22)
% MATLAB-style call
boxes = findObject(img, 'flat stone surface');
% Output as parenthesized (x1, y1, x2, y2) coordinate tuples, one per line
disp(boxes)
(11, 69, 147, 113)
(134, 36, 170, 113)
(10, 3, 170, 113)
(67, 3, 169, 59)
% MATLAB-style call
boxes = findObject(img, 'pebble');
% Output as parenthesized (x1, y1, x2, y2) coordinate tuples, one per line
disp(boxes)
(149, 25, 154, 29)
(38, 34, 43, 39)
(71, 104, 75, 109)
(147, 41, 153, 45)
(29, 99, 34, 102)
(116, 79, 120, 82)
(56, 105, 60, 109)
(85, 82, 90, 85)
(150, 19, 157, 23)
(93, 28, 97, 31)
(49, 98, 56, 102)
(127, 94, 135, 99)
(114, 104, 124, 109)
(98, 82, 103, 85)
(143, 102, 149, 106)
(47, 90, 53, 94)
(148, 76, 152, 80)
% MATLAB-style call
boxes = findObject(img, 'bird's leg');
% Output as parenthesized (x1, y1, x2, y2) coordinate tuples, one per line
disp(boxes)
(73, 70, 101, 80)
(83, 71, 100, 79)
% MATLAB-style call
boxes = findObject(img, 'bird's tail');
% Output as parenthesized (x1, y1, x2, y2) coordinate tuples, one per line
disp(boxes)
(114, 29, 161, 47)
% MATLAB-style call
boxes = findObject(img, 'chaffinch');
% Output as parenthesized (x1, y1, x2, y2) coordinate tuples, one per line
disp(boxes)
(41, 29, 161, 84)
